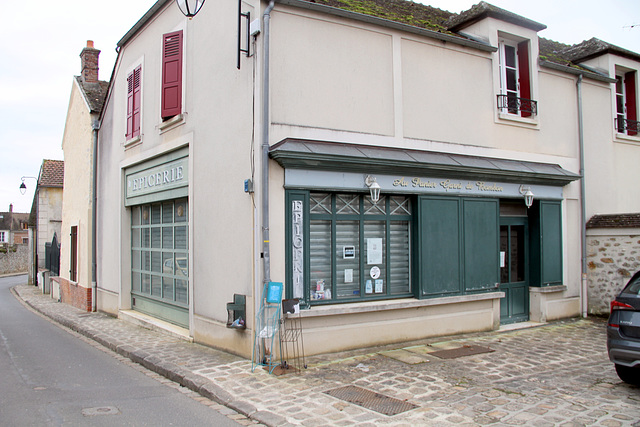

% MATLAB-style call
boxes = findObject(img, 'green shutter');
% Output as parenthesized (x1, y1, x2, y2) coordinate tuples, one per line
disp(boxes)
(540, 201, 563, 285)
(463, 199, 499, 292)
(419, 197, 462, 297)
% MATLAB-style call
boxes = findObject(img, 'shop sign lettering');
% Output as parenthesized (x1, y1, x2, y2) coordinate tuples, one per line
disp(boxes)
(292, 200, 304, 299)
(126, 157, 188, 199)
(393, 177, 504, 193)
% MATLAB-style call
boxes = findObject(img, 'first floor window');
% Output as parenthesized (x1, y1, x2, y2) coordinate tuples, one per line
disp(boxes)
(288, 192, 412, 305)
(0, 231, 6, 243)
(126, 66, 142, 140)
(616, 69, 638, 136)
(131, 198, 188, 305)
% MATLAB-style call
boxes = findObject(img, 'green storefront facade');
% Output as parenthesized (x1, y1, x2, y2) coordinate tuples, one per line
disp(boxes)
(273, 139, 577, 326)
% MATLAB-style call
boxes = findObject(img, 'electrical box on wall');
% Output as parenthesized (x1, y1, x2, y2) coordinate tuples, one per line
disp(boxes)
(250, 19, 261, 36)
(244, 179, 254, 193)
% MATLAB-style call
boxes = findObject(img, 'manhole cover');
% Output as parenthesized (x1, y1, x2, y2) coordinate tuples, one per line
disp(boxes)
(324, 385, 417, 416)
(429, 345, 494, 359)
(82, 406, 120, 417)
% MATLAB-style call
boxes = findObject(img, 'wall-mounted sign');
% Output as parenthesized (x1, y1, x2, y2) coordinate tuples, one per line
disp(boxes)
(343, 246, 355, 259)
(126, 157, 188, 200)
(370, 266, 381, 279)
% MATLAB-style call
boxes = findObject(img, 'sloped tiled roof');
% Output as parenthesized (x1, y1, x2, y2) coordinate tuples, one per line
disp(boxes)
(586, 213, 640, 229)
(76, 76, 110, 114)
(38, 159, 64, 188)
(446, 1, 546, 32)
(302, 0, 455, 33)
(558, 37, 640, 63)
(0, 211, 29, 232)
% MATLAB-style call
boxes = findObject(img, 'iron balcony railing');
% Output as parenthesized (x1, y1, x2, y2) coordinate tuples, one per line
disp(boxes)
(615, 117, 640, 135)
(497, 94, 538, 116)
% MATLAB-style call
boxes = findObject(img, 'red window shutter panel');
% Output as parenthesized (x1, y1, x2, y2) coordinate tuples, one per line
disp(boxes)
(126, 72, 134, 139)
(162, 31, 183, 120)
(517, 41, 531, 117)
(625, 71, 637, 135)
(126, 66, 142, 139)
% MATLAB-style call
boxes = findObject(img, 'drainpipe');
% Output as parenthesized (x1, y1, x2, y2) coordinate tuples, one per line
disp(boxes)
(91, 119, 100, 312)
(261, 0, 275, 292)
(577, 74, 587, 318)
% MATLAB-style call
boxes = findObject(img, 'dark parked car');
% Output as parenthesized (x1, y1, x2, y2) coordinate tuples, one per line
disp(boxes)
(607, 271, 640, 385)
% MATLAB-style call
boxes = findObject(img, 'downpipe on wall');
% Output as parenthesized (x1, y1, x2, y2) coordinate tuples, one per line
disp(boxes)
(577, 75, 587, 318)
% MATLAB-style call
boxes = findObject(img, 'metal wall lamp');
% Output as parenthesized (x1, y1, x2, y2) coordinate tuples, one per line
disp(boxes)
(365, 175, 381, 203)
(175, 0, 206, 18)
(519, 185, 534, 208)
(19, 176, 37, 195)
(175, 0, 251, 70)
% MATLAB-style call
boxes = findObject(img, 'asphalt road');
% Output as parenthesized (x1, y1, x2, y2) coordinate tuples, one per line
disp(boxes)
(0, 274, 240, 426)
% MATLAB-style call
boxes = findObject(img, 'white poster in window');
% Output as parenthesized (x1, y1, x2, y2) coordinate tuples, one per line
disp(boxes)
(367, 238, 383, 264)
(365, 280, 373, 294)
(375, 279, 383, 293)
(500, 251, 506, 268)
(345, 269, 353, 283)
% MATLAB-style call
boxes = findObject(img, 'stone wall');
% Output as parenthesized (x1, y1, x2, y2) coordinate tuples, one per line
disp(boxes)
(587, 230, 640, 315)
(0, 244, 29, 275)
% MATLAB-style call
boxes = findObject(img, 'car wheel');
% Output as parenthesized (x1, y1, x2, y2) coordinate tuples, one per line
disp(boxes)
(615, 364, 640, 385)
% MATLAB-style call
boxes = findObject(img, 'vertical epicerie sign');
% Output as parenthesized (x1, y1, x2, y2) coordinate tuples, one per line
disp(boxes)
(292, 200, 304, 299)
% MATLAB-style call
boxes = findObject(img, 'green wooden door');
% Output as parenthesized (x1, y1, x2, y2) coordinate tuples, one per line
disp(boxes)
(499, 217, 529, 324)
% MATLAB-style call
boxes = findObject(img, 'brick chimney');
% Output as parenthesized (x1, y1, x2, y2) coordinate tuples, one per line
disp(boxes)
(9, 204, 13, 213)
(80, 40, 100, 83)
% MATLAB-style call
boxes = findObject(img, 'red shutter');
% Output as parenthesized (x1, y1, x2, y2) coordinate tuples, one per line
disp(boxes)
(625, 71, 637, 135)
(126, 66, 142, 139)
(517, 41, 531, 117)
(162, 31, 183, 120)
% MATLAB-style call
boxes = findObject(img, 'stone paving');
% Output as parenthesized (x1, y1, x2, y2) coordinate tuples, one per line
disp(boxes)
(12, 283, 640, 426)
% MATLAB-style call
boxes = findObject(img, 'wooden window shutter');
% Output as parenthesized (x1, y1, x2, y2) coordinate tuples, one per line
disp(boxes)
(70, 226, 78, 282)
(162, 30, 183, 120)
(126, 66, 142, 139)
(625, 71, 637, 135)
(517, 41, 531, 117)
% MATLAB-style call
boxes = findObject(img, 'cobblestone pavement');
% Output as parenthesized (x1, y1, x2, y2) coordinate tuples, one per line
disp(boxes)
(13, 283, 640, 426)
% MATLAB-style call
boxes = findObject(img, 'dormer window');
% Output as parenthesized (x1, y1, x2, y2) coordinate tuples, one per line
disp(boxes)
(497, 38, 536, 117)
(615, 69, 638, 136)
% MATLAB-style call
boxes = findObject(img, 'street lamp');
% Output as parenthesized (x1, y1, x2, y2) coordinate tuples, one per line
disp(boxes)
(19, 176, 37, 195)
(365, 175, 381, 204)
(519, 185, 534, 208)
(175, 0, 206, 18)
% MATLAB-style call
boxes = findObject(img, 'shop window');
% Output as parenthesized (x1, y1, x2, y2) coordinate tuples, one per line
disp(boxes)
(287, 192, 412, 306)
(497, 38, 536, 117)
(615, 69, 638, 136)
(131, 198, 188, 306)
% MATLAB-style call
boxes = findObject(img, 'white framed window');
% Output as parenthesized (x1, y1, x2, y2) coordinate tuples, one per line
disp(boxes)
(615, 68, 638, 136)
(498, 38, 536, 117)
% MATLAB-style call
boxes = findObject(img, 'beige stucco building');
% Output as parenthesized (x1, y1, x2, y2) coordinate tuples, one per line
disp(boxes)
(57, 41, 109, 310)
(93, 0, 640, 358)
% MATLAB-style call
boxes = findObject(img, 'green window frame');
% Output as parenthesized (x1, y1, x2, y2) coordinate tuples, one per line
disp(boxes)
(286, 191, 413, 306)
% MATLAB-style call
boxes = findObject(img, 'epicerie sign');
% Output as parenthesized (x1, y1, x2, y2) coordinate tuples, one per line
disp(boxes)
(126, 157, 188, 199)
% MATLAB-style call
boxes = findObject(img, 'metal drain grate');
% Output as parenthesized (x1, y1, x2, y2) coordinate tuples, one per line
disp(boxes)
(324, 385, 417, 416)
(429, 344, 494, 359)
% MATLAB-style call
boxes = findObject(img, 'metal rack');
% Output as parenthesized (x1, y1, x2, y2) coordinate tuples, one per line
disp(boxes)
(278, 298, 307, 374)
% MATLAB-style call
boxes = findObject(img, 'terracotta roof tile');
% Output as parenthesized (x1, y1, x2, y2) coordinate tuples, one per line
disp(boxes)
(586, 213, 640, 229)
(38, 159, 64, 188)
